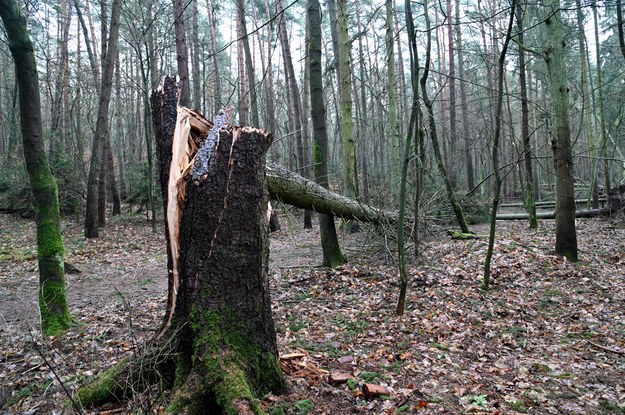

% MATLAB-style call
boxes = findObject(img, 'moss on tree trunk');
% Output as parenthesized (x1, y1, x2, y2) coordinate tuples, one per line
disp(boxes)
(0, 0, 71, 336)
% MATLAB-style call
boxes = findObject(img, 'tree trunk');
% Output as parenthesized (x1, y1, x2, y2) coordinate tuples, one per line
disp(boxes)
(446, 0, 457, 188)
(618, 0, 625, 60)
(308, 0, 346, 267)
(386, 0, 400, 199)
(84, 0, 121, 238)
(455, 0, 474, 193)
(592, 4, 611, 195)
(544, 0, 578, 261)
(172, 0, 190, 107)
(267, 161, 398, 224)
(236, 0, 259, 126)
(166, 124, 286, 414)
(191, 0, 202, 111)
(516, 3, 538, 228)
(277, 0, 312, 229)
(482, 1, 516, 291)
(0, 0, 72, 335)
(421, 0, 471, 235)
(337, 0, 358, 200)
(207, 0, 221, 113)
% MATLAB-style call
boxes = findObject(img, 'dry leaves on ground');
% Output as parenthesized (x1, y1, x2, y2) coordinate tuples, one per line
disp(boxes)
(1, 213, 624, 414)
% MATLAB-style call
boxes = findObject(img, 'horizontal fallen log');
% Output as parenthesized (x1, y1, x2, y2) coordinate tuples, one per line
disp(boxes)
(266, 161, 398, 225)
(496, 208, 609, 220)
(500, 198, 606, 208)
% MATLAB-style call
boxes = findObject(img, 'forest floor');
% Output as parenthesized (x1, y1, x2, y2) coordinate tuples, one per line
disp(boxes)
(1, 211, 624, 414)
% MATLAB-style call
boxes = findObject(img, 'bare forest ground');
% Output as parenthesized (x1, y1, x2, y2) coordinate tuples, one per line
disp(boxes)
(1, 212, 624, 414)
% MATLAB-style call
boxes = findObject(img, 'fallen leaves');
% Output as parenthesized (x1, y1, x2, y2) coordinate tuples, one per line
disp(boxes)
(1, 215, 625, 414)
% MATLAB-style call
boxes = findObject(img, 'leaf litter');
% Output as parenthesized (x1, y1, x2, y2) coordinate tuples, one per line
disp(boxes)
(1, 213, 624, 414)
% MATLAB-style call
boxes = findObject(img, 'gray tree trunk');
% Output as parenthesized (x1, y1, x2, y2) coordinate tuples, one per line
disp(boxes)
(84, 0, 122, 238)
(544, 0, 578, 261)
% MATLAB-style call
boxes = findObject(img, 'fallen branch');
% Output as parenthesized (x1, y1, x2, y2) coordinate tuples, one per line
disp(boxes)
(586, 340, 625, 355)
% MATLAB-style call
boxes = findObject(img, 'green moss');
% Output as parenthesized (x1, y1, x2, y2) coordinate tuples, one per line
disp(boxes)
(313, 142, 321, 165)
(74, 359, 128, 408)
(39, 280, 72, 336)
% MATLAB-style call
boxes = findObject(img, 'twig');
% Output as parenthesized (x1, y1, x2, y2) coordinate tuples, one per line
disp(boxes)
(586, 340, 625, 355)
(29, 340, 85, 415)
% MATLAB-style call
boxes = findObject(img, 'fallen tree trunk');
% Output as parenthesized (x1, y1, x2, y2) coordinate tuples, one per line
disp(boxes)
(496, 209, 609, 220)
(266, 161, 398, 224)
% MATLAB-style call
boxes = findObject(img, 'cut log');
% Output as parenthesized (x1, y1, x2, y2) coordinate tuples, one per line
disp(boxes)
(362, 383, 390, 398)
(176, 105, 399, 225)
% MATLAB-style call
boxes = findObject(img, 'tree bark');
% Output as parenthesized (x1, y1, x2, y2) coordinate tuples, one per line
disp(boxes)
(172, 0, 190, 107)
(84, 0, 122, 238)
(0, 0, 72, 335)
(516, 3, 538, 228)
(308, 0, 346, 267)
(544, 0, 578, 261)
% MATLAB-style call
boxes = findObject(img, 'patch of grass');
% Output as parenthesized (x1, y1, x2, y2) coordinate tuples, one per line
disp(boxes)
(347, 378, 357, 391)
(358, 371, 386, 383)
(543, 289, 562, 296)
(294, 399, 314, 414)
(344, 319, 368, 336)
(289, 339, 341, 358)
(503, 326, 527, 335)
(566, 331, 594, 339)
(296, 292, 311, 301)
(434, 342, 450, 352)
(268, 406, 287, 415)
(288, 316, 306, 332)
(139, 277, 154, 286)
(469, 394, 488, 407)
(4, 380, 53, 407)
(599, 399, 625, 414)
(0, 247, 36, 261)
(510, 399, 529, 413)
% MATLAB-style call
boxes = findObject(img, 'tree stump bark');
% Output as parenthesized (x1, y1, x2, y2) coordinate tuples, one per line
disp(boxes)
(167, 124, 286, 413)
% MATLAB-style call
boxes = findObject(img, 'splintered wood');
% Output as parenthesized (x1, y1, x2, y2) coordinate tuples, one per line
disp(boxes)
(162, 106, 215, 332)
(279, 349, 328, 385)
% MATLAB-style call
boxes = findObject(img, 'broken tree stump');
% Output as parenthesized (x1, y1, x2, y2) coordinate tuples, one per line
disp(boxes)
(75, 76, 286, 413)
